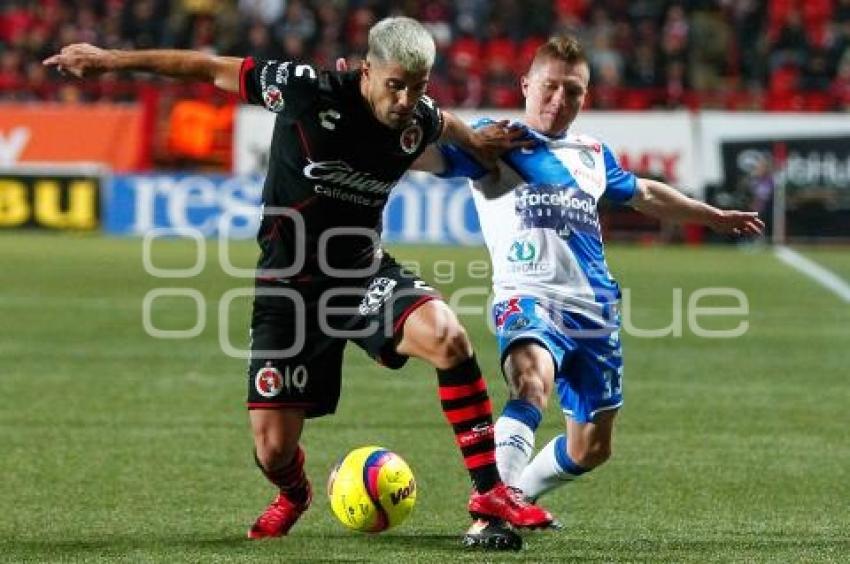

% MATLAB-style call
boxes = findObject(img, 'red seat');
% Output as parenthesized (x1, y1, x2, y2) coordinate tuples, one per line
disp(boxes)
(802, 92, 834, 111)
(449, 37, 482, 71)
(484, 38, 517, 72)
(517, 37, 546, 73)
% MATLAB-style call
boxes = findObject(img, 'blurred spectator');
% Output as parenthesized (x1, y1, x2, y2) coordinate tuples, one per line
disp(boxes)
(435, 58, 483, 107)
(664, 60, 689, 109)
(0, 48, 23, 93)
(802, 50, 833, 91)
(660, 3, 689, 67)
(832, 50, 850, 109)
(723, 0, 764, 85)
(275, 0, 317, 45)
(769, 9, 810, 69)
(237, 21, 281, 59)
(588, 30, 623, 89)
(122, 0, 167, 50)
(1, 0, 848, 111)
(688, 3, 731, 92)
(239, 0, 286, 26)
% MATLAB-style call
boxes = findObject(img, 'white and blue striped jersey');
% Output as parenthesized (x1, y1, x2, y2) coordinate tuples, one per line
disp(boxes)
(439, 121, 637, 326)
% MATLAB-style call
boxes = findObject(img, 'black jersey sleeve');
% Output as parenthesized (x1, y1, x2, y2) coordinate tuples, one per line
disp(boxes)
(417, 94, 445, 144)
(238, 57, 320, 118)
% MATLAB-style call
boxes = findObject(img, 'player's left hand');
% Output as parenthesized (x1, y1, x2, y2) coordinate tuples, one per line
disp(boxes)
(469, 121, 536, 169)
(43, 43, 113, 78)
(708, 210, 765, 236)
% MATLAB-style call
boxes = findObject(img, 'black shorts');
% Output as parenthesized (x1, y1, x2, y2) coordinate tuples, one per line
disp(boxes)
(247, 252, 441, 417)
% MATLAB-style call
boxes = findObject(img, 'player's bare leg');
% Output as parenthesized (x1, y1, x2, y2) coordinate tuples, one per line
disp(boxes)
(396, 300, 556, 541)
(495, 342, 555, 486)
(247, 408, 312, 539)
(566, 411, 616, 468)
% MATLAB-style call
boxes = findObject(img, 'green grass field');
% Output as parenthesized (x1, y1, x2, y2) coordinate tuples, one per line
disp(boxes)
(1, 233, 848, 563)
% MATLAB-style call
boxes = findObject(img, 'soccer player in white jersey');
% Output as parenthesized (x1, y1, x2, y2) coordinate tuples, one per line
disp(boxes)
(413, 35, 763, 511)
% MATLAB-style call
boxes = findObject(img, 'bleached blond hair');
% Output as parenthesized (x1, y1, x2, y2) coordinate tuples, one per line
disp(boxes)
(367, 17, 436, 73)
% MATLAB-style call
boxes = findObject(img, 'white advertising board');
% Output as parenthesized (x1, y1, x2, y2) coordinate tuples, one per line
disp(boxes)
(235, 106, 697, 191)
(235, 105, 850, 201)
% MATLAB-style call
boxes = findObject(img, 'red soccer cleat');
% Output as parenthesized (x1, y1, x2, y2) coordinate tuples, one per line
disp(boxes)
(468, 483, 560, 530)
(247, 484, 312, 539)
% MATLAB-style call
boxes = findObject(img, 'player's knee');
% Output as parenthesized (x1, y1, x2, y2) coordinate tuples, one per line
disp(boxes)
(505, 348, 552, 409)
(510, 370, 548, 410)
(253, 433, 297, 471)
(255, 442, 297, 472)
(430, 322, 472, 369)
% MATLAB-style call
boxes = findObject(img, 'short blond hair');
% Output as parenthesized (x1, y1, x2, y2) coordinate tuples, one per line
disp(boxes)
(530, 35, 587, 73)
(367, 17, 436, 73)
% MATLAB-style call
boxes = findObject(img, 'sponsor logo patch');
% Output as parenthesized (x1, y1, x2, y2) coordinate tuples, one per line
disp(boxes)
(494, 297, 522, 328)
(303, 159, 395, 194)
(507, 239, 537, 263)
(359, 277, 398, 315)
(505, 315, 530, 332)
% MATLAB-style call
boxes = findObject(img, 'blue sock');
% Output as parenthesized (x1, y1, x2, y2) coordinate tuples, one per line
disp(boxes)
(518, 434, 590, 500)
(553, 435, 589, 477)
(502, 399, 543, 430)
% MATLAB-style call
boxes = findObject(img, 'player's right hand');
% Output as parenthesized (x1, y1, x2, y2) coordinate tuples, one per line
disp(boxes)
(43, 43, 113, 78)
(470, 121, 537, 169)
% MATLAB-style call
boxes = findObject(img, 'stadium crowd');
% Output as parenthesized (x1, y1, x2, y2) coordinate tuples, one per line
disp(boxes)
(2, 0, 850, 110)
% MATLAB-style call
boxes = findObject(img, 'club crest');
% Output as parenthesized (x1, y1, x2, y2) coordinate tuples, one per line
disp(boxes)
(400, 124, 423, 154)
(255, 363, 283, 397)
(262, 85, 285, 112)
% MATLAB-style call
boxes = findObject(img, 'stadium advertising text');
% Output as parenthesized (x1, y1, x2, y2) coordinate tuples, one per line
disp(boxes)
(105, 173, 483, 245)
(0, 172, 100, 230)
(105, 174, 264, 238)
(720, 136, 850, 239)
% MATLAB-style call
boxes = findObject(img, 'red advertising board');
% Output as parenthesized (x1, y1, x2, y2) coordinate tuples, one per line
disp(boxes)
(0, 104, 144, 171)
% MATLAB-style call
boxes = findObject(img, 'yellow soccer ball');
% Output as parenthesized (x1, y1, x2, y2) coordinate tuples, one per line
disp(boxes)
(327, 446, 416, 533)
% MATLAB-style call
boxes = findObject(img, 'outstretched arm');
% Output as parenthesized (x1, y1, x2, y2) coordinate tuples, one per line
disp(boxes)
(631, 177, 765, 236)
(439, 112, 531, 170)
(330, 57, 531, 172)
(43, 43, 243, 93)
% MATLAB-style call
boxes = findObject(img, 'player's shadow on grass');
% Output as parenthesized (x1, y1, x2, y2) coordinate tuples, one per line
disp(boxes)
(354, 532, 463, 550)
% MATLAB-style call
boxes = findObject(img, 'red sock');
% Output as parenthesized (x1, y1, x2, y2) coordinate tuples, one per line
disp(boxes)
(437, 355, 500, 492)
(254, 446, 309, 504)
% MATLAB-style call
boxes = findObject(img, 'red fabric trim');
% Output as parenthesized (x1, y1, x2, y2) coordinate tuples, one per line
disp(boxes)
(392, 295, 437, 335)
(291, 195, 318, 212)
(261, 194, 318, 244)
(246, 402, 314, 410)
(438, 376, 487, 401)
(239, 57, 255, 102)
(295, 121, 313, 160)
(444, 400, 493, 424)
(464, 451, 496, 469)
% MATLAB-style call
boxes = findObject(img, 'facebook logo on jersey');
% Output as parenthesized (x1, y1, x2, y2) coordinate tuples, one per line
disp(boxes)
(515, 184, 600, 236)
